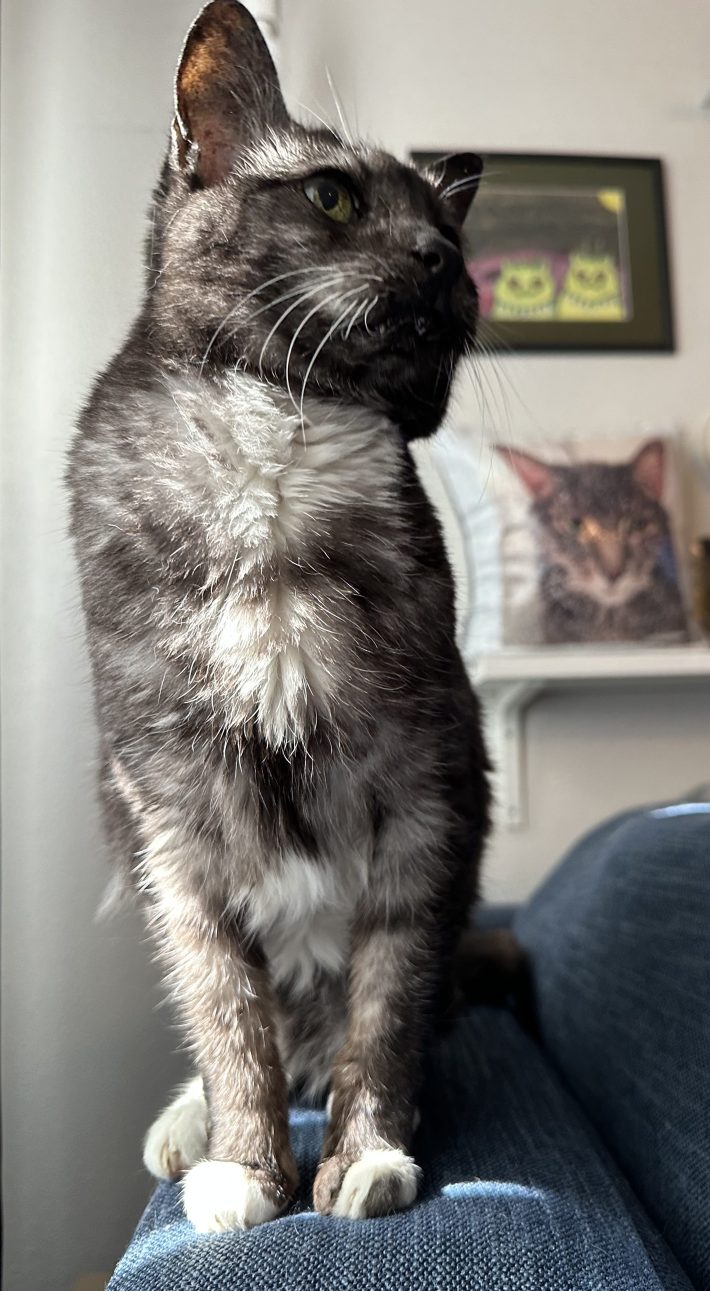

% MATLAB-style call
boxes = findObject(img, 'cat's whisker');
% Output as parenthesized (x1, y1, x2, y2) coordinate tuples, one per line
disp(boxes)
(250, 273, 363, 322)
(474, 321, 551, 444)
(363, 296, 379, 334)
(293, 100, 340, 139)
(325, 67, 355, 148)
(440, 177, 482, 199)
(343, 297, 369, 339)
(298, 298, 362, 429)
(257, 286, 330, 379)
(199, 303, 244, 375)
(461, 350, 500, 444)
(285, 286, 365, 414)
(468, 337, 513, 442)
(198, 266, 351, 374)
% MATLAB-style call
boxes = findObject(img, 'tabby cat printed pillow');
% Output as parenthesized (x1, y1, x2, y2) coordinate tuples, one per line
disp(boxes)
(429, 431, 692, 654)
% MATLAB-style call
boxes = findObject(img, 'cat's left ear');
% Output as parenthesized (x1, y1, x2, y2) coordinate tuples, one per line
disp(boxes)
(631, 439, 665, 501)
(173, 0, 289, 187)
(432, 153, 484, 227)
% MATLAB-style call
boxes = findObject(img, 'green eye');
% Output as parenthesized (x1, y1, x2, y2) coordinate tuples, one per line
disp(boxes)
(304, 175, 354, 224)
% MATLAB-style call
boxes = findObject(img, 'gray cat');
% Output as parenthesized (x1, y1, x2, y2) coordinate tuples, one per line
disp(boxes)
(67, 0, 490, 1232)
(500, 441, 689, 644)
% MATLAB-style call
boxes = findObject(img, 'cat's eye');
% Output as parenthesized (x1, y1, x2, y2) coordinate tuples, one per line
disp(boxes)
(304, 175, 355, 224)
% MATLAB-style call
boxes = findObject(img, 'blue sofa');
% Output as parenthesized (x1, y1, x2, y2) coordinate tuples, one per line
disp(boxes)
(108, 803, 710, 1290)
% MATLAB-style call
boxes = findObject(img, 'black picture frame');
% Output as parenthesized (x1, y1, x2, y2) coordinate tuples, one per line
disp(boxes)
(411, 152, 674, 353)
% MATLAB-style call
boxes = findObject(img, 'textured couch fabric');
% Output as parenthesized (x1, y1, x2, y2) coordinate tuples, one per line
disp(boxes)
(108, 806, 708, 1290)
(516, 802, 710, 1291)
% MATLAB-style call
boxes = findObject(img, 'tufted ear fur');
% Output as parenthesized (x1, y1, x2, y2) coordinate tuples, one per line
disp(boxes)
(497, 447, 557, 500)
(434, 152, 483, 227)
(173, 0, 289, 188)
(630, 439, 665, 502)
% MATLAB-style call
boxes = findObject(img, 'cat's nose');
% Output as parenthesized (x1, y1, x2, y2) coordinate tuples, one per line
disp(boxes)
(595, 533, 625, 582)
(411, 231, 462, 294)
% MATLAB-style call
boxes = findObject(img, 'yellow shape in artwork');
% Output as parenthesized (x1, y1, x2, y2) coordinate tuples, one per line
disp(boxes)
(556, 252, 625, 321)
(491, 260, 556, 320)
(597, 189, 625, 214)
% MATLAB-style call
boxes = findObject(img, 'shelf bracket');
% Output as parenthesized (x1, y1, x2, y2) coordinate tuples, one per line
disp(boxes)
(477, 680, 544, 830)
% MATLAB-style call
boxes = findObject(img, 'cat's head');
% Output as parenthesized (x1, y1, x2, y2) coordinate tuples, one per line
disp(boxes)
(494, 260, 555, 312)
(146, 0, 482, 438)
(563, 252, 620, 306)
(499, 440, 671, 605)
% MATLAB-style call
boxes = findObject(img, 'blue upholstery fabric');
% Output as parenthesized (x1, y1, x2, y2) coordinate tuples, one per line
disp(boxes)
(108, 1006, 691, 1291)
(516, 802, 710, 1291)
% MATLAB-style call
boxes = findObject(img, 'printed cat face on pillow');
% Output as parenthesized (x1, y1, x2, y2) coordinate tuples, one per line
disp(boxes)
(148, 1, 482, 438)
(498, 440, 689, 643)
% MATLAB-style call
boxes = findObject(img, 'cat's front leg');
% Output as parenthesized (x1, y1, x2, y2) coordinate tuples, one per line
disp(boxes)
(144, 847, 298, 1232)
(313, 915, 438, 1219)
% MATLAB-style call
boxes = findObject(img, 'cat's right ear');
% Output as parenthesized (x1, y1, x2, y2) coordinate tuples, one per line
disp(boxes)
(432, 153, 484, 227)
(172, 0, 289, 188)
(497, 447, 556, 499)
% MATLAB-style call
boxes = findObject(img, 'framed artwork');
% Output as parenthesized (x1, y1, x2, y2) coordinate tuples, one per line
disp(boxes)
(411, 152, 674, 353)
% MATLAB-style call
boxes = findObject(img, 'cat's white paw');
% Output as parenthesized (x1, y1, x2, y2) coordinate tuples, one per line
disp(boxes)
(321, 1148, 421, 1220)
(143, 1077, 208, 1180)
(182, 1160, 284, 1232)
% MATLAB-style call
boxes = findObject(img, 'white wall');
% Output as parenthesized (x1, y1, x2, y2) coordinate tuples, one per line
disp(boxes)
(279, 0, 710, 899)
(1, 4, 202, 1288)
(2, 2, 709, 1289)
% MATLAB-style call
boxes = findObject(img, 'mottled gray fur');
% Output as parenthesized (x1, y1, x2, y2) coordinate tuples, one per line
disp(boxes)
(68, 0, 489, 1228)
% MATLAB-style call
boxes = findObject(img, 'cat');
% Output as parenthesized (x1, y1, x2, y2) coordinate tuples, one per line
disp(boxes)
(499, 440, 689, 644)
(556, 251, 624, 321)
(491, 258, 556, 320)
(67, 0, 491, 1233)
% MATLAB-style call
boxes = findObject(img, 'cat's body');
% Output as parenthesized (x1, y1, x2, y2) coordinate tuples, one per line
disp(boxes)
(75, 355, 485, 1092)
(68, 1, 489, 1231)
(501, 443, 689, 644)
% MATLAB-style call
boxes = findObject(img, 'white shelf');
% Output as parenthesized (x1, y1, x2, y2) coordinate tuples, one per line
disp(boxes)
(473, 644, 710, 686)
(469, 645, 710, 830)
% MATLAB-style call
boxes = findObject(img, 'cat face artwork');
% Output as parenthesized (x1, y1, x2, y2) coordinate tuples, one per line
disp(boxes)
(67, 0, 491, 1236)
(556, 251, 624, 321)
(499, 440, 689, 643)
(491, 259, 556, 320)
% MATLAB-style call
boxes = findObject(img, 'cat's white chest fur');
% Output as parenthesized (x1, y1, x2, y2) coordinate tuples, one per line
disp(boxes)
(158, 371, 402, 749)
(236, 847, 368, 993)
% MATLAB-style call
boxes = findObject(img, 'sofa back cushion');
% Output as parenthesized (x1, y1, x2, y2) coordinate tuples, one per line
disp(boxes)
(516, 803, 710, 1290)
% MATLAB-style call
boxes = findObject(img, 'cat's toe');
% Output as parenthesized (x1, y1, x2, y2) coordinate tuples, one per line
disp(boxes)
(143, 1077, 208, 1180)
(314, 1148, 421, 1219)
(182, 1160, 290, 1232)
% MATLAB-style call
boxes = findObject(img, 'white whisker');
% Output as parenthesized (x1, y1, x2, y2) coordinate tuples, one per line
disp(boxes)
(285, 285, 365, 412)
(325, 67, 355, 148)
(250, 273, 359, 322)
(198, 265, 351, 374)
(363, 296, 379, 334)
(343, 297, 369, 339)
(257, 285, 330, 377)
(298, 298, 361, 428)
(294, 100, 339, 138)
